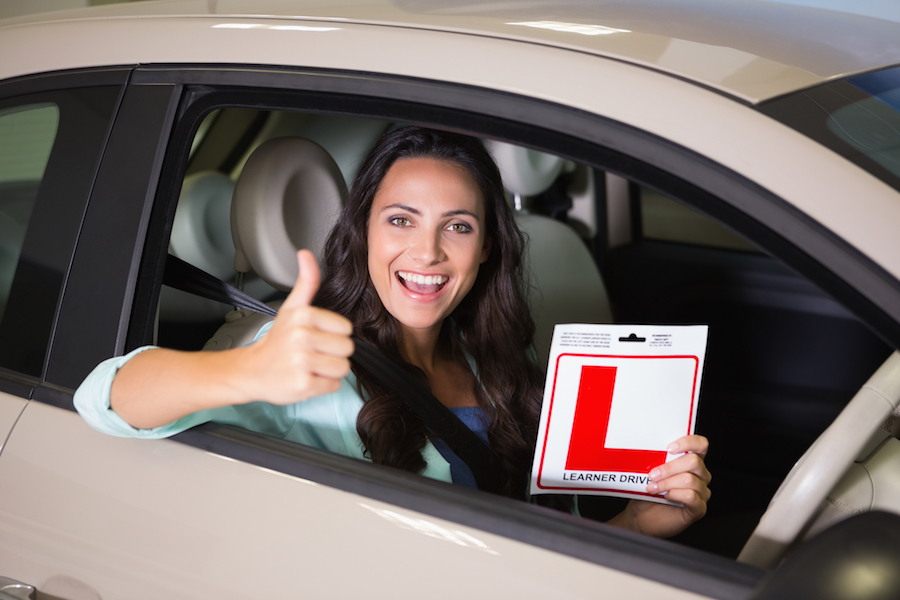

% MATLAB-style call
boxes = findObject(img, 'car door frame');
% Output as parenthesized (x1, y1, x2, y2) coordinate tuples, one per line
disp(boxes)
(22, 63, 900, 598)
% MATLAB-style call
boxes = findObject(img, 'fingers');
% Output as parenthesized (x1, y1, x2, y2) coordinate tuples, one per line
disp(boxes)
(645, 435, 712, 530)
(280, 304, 353, 337)
(664, 488, 709, 523)
(282, 326, 354, 373)
(235, 249, 355, 406)
(648, 469, 712, 502)
(649, 449, 711, 488)
(281, 249, 321, 310)
(622, 437, 713, 537)
(668, 434, 708, 458)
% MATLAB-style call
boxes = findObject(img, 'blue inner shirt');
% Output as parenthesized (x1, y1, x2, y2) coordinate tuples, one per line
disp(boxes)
(430, 406, 491, 489)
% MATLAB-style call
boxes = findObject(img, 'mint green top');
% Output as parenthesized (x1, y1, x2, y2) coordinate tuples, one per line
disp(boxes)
(73, 329, 455, 483)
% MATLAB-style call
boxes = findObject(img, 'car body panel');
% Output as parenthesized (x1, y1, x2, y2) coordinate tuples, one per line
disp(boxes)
(0, 2, 899, 598)
(0, 400, 711, 600)
(5, 0, 900, 102)
(0, 392, 26, 454)
(1, 15, 899, 292)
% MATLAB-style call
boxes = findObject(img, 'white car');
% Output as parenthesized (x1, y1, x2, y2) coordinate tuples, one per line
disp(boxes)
(1, 1, 900, 598)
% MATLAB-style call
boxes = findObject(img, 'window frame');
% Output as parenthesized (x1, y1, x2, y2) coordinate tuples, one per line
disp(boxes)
(34, 63, 900, 598)
(123, 65, 900, 353)
(0, 68, 128, 392)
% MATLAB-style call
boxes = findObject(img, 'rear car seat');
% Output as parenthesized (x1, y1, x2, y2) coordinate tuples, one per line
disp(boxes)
(202, 136, 346, 350)
(485, 140, 613, 368)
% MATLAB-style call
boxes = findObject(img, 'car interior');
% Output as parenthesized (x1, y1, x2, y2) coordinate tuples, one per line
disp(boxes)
(148, 106, 893, 560)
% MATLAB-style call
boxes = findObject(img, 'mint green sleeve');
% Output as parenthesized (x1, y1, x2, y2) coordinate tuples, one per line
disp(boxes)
(73, 346, 228, 439)
(281, 370, 452, 482)
(73, 324, 452, 483)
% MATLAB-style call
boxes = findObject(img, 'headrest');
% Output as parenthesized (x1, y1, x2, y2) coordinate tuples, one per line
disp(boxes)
(169, 171, 235, 281)
(484, 140, 567, 197)
(231, 137, 347, 291)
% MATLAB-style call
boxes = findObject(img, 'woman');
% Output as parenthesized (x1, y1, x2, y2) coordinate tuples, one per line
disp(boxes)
(75, 126, 710, 538)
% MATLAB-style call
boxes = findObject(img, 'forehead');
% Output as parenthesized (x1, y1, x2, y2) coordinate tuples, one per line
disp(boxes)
(374, 157, 485, 214)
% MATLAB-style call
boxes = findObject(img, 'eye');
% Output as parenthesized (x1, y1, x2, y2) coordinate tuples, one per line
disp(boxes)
(389, 216, 412, 227)
(447, 222, 473, 233)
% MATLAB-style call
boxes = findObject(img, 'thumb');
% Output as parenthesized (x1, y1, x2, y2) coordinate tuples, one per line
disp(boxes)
(282, 249, 321, 309)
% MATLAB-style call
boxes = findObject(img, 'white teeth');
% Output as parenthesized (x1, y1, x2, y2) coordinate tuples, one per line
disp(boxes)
(398, 271, 448, 286)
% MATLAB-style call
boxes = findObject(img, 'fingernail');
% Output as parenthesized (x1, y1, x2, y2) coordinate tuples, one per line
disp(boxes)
(647, 482, 658, 493)
(668, 442, 680, 453)
(649, 468, 661, 481)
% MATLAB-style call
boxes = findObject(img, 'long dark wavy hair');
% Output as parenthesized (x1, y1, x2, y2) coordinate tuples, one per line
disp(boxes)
(315, 126, 543, 499)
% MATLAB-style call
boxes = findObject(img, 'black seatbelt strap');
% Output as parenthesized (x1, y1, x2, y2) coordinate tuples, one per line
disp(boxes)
(163, 254, 503, 493)
(350, 338, 502, 493)
(163, 254, 277, 317)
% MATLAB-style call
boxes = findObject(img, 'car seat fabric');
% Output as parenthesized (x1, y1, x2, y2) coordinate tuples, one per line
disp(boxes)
(204, 137, 346, 350)
(516, 213, 613, 368)
(231, 137, 346, 291)
(171, 171, 236, 281)
(484, 140, 613, 368)
(161, 171, 238, 323)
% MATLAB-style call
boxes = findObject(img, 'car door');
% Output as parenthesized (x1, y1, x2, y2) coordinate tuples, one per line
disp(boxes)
(0, 67, 757, 600)
(0, 71, 126, 445)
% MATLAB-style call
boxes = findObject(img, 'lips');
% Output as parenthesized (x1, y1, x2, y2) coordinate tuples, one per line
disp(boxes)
(397, 270, 449, 295)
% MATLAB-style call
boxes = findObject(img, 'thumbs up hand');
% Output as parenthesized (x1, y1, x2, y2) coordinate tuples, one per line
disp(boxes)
(236, 249, 354, 405)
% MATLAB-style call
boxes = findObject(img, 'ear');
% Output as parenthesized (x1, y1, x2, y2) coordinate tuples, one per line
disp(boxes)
(480, 235, 492, 264)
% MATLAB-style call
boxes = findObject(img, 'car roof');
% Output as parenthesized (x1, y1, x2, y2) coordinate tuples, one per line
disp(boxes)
(4, 0, 900, 103)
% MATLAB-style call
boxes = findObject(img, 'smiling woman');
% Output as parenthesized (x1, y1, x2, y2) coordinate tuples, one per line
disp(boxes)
(366, 157, 491, 336)
(74, 125, 711, 539)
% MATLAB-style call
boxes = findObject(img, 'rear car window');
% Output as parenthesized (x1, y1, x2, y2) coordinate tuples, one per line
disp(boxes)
(758, 63, 900, 195)
(0, 86, 120, 378)
(0, 103, 58, 322)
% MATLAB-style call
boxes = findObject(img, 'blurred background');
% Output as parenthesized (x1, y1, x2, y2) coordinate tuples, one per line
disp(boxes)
(1, 0, 144, 19)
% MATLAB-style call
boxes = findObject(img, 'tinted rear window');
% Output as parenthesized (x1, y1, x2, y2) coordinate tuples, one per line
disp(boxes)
(758, 64, 900, 194)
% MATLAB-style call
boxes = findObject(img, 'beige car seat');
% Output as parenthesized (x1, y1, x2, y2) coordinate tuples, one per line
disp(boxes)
(161, 171, 239, 323)
(484, 140, 613, 369)
(203, 137, 347, 350)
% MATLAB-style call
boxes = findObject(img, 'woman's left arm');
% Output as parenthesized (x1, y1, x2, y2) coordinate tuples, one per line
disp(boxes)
(607, 435, 711, 538)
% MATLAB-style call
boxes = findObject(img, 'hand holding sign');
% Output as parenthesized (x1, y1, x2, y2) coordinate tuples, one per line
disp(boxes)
(609, 434, 712, 537)
(531, 324, 709, 508)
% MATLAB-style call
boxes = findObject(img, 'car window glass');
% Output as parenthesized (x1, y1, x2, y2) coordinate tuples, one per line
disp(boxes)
(639, 186, 759, 252)
(0, 85, 120, 378)
(0, 103, 59, 322)
(758, 64, 900, 195)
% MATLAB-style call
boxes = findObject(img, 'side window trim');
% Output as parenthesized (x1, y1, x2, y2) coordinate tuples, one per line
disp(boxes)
(128, 66, 900, 350)
(46, 80, 182, 389)
(0, 69, 129, 383)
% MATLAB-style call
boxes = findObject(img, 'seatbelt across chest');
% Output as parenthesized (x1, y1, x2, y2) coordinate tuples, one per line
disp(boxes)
(162, 254, 503, 493)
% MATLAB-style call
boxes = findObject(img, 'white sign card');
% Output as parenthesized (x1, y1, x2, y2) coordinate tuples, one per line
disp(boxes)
(530, 324, 708, 505)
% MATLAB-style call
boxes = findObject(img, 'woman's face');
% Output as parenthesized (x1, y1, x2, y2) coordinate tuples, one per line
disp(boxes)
(367, 157, 491, 337)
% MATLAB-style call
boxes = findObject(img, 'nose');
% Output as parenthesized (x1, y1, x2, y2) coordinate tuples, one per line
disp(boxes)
(408, 227, 446, 265)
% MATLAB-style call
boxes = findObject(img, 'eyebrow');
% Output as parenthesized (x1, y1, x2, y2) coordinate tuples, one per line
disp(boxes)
(380, 203, 481, 221)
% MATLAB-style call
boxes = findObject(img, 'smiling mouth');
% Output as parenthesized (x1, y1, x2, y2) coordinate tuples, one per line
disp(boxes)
(397, 271, 449, 295)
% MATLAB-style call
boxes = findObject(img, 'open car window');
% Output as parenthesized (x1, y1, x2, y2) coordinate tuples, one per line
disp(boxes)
(137, 94, 892, 563)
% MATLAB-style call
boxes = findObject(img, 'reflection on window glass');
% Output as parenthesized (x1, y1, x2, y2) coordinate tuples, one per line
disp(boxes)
(0, 104, 59, 321)
(641, 187, 758, 252)
(830, 67, 900, 180)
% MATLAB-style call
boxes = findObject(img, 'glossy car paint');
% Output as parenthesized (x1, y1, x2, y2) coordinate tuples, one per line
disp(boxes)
(0, 401, 712, 599)
(6, 0, 900, 101)
(0, 391, 25, 452)
(1, 3, 899, 293)
(1, 1, 900, 598)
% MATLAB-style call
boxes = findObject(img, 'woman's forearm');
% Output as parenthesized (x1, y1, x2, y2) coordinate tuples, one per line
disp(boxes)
(110, 346, 255, 429)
